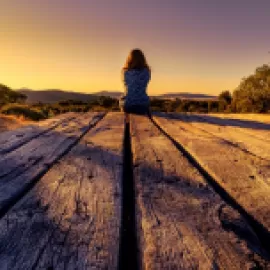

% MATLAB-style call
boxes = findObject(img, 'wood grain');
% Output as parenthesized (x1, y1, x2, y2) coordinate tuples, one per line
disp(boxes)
(131, 114, 269, 270)
(0, 112, 124, 269)
(172, 113, 270, 160)
(0, 112, 77, 155)
(0, 112, 104, 216)
(154, 114, 270, 238)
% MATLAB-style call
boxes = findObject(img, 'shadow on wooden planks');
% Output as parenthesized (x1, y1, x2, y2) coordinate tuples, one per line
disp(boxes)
(2, 140, 269, 268)
(0, 113, 77, 155)
(0, 113, 105, 218)
(0, 146, 122, 268)
(154, 112, 270, 131)
(0, 113, 269, 269)
(0, 113, 123, 269)
(131, 115, 270, 269)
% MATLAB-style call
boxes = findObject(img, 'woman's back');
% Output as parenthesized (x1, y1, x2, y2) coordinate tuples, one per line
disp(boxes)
(121, 48, 151, 114)
(124, 68, 150, 107)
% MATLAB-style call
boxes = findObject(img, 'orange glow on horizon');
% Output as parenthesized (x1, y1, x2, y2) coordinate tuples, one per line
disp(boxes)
(1, 1, 269, 95)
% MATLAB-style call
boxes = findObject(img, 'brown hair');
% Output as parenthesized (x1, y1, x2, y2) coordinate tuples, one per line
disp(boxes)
(123, 49, 151, 72)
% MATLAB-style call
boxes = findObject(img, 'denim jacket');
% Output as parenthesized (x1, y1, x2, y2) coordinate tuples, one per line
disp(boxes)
(122, 68, 150, 107)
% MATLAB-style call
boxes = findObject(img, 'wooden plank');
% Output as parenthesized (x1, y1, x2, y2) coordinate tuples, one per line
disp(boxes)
(183, 114, 270, 160)
(154, 114, 270, 239)
(155, 113, 270, 161)
(0, 112, 124, 269)
(208, 113, 270, 124)
(131, 115, 269, 269)
(0, 112, 104, 216)
(188, 113, 270, 145)
(198, 116, 270, 161)
(0, 112, 77, 155)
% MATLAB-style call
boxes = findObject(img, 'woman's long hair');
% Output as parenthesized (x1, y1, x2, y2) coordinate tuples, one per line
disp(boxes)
(123, 49, 151, 72)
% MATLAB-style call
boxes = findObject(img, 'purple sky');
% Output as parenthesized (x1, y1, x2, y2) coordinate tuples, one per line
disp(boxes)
(1, 0, 270, 94)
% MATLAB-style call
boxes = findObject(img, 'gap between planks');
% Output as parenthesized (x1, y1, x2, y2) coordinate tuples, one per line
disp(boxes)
(151, 115, 270, 254)
(131, 114, 270, 269)
(0, 112, 105, 219)
(0, 112, 77, 155)
(118, 117, 139, 270)
(0, 112, 124, 269)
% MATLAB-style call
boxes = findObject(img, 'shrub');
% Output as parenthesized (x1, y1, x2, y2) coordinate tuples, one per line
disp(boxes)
(0, 84, 27, 106)
(1, 104, 47, 121)
(219, 90, 232, 105)
(232, 65, 270, 113)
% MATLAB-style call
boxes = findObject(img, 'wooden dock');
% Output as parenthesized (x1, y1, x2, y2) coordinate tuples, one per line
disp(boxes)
(0, 112, 269, 269)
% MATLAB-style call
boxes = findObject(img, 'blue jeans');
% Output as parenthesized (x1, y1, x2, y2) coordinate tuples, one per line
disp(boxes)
(123, 104, 150, 115)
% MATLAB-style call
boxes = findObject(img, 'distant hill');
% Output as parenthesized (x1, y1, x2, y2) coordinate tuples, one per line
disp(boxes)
(92, 91, 123, 98)
(18, 89, 122, 104)
(157, 92, 217, 100)
(17, 88, 217, 104)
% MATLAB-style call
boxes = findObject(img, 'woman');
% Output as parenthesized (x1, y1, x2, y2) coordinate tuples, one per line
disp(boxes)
(120, 49, 151, 115)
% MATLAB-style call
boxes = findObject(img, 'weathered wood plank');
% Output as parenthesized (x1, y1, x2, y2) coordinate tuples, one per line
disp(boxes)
(154, 114, 270, 242)
(171, 113, 270, 160)
(0, 112, 104, 216)
(131, 115, 269, 269)
(207, 113, 270, 124)
(0, 112, 124, 269)
(184, 113, 270, 145)
(0, 112, 77, 155)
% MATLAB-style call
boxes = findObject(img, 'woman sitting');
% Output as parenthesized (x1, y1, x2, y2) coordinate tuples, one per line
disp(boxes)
(120, 49, 151, 115)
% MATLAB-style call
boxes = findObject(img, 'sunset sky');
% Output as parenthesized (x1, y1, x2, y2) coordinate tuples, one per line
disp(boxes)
(1, 0, 270, 95)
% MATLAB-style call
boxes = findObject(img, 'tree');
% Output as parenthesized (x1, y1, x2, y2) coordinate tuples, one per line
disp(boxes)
(0, 84, 27, 106)
(219, 90, 232, 104)
(231, 65, 270, 113)
(218, 90, 232, 112)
